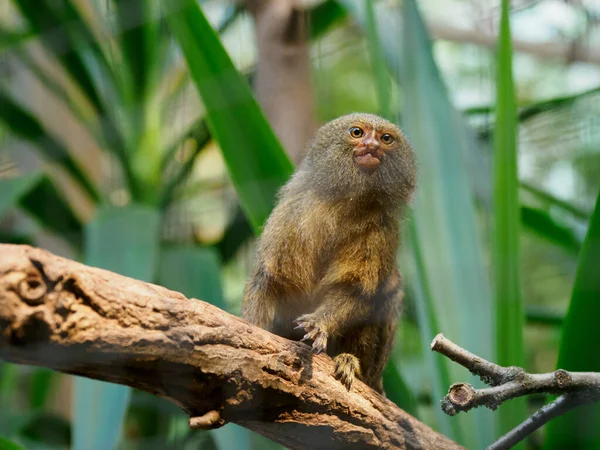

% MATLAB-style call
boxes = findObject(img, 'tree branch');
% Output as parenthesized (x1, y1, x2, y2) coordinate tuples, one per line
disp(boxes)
(431, 333, 600, 449)
(0, 244, 462, 450)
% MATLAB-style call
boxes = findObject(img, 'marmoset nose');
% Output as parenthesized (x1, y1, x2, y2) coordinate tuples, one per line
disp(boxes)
(363, 136, 380, 152)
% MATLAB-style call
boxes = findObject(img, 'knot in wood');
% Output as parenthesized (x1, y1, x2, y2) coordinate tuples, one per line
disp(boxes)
(553, 369, 572, 389)
(448, 383, 475, 407)
(18, 274, 47, 305)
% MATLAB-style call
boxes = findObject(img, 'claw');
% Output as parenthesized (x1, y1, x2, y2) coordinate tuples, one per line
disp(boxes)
(333, 354, 361, 390)
(294, 314, 328, 354)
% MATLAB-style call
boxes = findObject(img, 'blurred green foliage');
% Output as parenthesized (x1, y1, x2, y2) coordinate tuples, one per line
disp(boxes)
(1, 0, 599, 449)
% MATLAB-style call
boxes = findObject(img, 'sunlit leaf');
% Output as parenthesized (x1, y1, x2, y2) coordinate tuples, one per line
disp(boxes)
(493, 1, 526, 442)
(166, 0, 293, 232)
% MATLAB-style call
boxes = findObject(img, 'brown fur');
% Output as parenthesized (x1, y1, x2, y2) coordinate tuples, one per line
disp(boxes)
(242, 113, 416, 393)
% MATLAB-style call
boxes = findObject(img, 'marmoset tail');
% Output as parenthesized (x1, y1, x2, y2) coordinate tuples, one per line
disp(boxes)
(242, 113, 416, 393)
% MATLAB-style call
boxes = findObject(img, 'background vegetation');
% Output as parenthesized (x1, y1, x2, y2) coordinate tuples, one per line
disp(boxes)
(0, 0, 599, 449)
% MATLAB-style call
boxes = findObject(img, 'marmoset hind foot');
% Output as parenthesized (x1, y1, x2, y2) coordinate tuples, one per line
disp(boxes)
(333, 354, 361, 390)
(241, 113, 416, 392)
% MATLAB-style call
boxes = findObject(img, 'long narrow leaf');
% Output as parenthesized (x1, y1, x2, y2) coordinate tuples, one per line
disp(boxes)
(493, 1, 526, 441)
(521, 181, 590, 221)
(115, 0, 161, 104)
(11, 0, 139, 201)
(166, 0, 293, 232)
(160, 120, 211, 209)
(544, 185, 600, 449)
(405, 223, 464, 440)
(73, 205, 161, 450)
(12, 0, 102, 107)
(396, 0, 495, 447)
(0, 173, 83, 248)
(521, 206, 581, 254)
(0, 93, 100, 202)
(19, 175, 83, 249)
(0, 437, 24, 450)
(0, 173, 41, 217)
(362, 0, 417, 417)
(342, 0, 496, 443)
(309, 0, 348, 39)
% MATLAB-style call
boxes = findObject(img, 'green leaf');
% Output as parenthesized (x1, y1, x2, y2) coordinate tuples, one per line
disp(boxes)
(158, 245, 225, 309)
(0, 25, 34, 52)
(115, 0, 161, 104)
(544, 186, 600, 449)
(28, 368, 55, 410)
(10, 0, 143, 201)
(83, 205, 161, 280)
(19, 175, 83, 249)
(382, 360, 418, 417)
(0, 363, 19, 408)
(363, 0, 391, 119)
(404, 223, 464, 442)
(216, 206, 254, 264)
(493, 0, 526, 441)
(160, 120, 211, 209)
(0, 173, 83, 248)
(166, 0, 293, 232)
(521, 182, 590, 221)
(309, 0, 348, 39)
(521, 206, 581, 254)
(361, 0, 417, 417)
(211, 424, 251, 450)
(73, 205, 161, 450)
(0, 93, 100, 202)
(0, 173, 41, 218)
(0, 436, 25, 450)
(396, 0, 495, 446)
(21, 412, 71, 447)
(341, 0, 496, 443)
(525, 305, 564, 327)
(12, 0, 106, 113)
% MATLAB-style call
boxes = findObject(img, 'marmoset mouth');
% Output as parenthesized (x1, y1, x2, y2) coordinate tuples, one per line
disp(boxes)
(353, 148, 382, 172)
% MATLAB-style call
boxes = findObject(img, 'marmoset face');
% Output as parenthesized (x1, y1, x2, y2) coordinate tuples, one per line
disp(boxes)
(345, 122, 402, 173)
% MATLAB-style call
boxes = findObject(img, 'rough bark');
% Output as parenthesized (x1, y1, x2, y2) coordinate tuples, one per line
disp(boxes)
(0, 244, 462, 450)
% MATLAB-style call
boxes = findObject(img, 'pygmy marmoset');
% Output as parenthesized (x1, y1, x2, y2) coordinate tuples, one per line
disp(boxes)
(242, 113, 416, 393)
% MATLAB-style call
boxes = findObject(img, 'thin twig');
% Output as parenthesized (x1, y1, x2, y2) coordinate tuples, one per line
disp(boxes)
(431, 333, 600, 449)
(487, 393, 589, 450)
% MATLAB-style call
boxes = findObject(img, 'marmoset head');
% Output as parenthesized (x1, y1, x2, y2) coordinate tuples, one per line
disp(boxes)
(298, 113, 416, 207)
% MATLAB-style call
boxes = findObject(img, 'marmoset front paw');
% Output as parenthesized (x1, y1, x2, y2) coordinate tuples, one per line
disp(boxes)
(294, 314, 328, 354)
